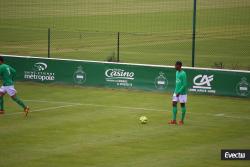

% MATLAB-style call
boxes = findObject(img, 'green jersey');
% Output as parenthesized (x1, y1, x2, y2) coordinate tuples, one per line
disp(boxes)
(174, 70, 187, 95)
(0, 64, 16, 86)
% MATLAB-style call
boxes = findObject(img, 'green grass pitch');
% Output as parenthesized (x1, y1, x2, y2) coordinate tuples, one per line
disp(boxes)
(0, 82, 249, 167)
(0, 0, 250, 69)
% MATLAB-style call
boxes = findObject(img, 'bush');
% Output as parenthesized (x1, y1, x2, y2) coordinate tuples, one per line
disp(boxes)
(106, 52, 117, 62)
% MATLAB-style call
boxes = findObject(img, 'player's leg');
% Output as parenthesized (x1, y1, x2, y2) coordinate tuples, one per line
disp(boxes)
(179, 103, 186, 125)
(7, 86, 29, 116)
(169, 94, 178, 124)
(11, 94, 26, 109)
(11, 94, 30, 116)
(0, 93, 5, 114)
(178, 95, 187, 125)
(0, 86, 6, 114)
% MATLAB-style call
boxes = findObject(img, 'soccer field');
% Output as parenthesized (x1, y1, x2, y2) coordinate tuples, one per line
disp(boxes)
(0, 82, 249, 167)
(0, 0, 250, 69)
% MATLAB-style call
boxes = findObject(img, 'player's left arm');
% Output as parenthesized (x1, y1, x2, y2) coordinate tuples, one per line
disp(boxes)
(176, 72, 187, 95)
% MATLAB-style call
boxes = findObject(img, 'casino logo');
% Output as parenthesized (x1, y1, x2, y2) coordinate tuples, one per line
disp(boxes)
(236, 77, 249, 97)
(155, 72, 168, 90)
(105, 68, 134, 87)
(73, 66, 86, 84)
(105, 69, 135, 80)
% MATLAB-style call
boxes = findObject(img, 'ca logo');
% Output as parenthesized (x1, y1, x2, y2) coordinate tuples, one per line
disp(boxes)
(193, 75, 214, 89)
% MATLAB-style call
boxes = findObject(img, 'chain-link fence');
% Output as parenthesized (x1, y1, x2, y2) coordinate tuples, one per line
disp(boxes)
(120, 32, 192, 66)
(50, 30, 117, 61)
(196, 0, 250, 70)
(0, 27, 48, 57)
(0, 0, 249, 70)
(0, 28, 193, 66)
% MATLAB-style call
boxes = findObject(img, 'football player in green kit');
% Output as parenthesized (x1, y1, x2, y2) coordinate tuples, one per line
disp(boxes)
(169, 61, 187, 125)
(0, 56, 29, 116)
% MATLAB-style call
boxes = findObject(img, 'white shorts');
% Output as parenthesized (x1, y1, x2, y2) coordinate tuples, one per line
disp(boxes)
(0, 86, 17, 96)
(172, 93, 187, 103)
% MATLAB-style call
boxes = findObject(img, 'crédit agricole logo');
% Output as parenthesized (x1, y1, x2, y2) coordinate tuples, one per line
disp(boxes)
(189, 74, 216, 93)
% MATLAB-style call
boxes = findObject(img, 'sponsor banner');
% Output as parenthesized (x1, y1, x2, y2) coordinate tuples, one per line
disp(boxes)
(3, 55, 250, 98)
(24, 62, 55, 82)
(221, 149, 250, 160)
(189, 74, 216, 94)
(105, 68, 135, 87)
(102, 64, 173, 91)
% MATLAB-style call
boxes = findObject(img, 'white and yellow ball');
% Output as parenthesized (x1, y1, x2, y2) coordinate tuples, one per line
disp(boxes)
(139, 116, 148, 124)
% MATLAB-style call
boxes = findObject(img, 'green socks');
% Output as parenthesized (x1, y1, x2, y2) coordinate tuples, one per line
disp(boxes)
(0, 96, 4, 111)
(11, 96, 26, 109)
(181, 106, 186, 122)
(172, 106, 186, 121)
(172, 106, 177, 121)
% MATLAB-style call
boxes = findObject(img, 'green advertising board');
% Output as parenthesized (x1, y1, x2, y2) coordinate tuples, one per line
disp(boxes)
(2, 55, 250, 98)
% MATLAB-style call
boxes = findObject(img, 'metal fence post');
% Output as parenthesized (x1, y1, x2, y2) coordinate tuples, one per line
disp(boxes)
(117, 32, 120, 62)
(48, 28, 51, 58)
(192, 0, 197, 67)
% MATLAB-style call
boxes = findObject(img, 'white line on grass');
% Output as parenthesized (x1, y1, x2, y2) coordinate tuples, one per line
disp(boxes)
(24, 99, 164, 112)
(4, 104, 82, 116)
(214, 114, 225, 117)
(23, 99, 250, 120)
(24, 100, 81, 105)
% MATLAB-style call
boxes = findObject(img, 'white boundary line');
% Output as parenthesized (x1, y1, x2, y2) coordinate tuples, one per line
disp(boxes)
(3, 54, 250, 73)
(24, 100, 165, 112)
(18, 99, 250, 120)
(4, 104, 82, 116)
(2, 99, 250, 120)
(24, 100, 81, 105)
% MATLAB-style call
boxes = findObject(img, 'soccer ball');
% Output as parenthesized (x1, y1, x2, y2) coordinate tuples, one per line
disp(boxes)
(139, 116, 148, 124)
